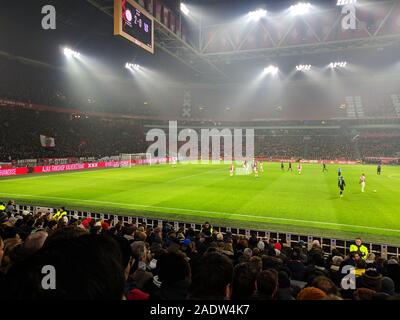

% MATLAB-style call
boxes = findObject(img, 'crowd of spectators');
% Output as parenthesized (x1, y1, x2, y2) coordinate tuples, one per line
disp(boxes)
(358, 137, 400, 158)
(1, 205, 399, 300)
(1, 106, 400, 163)
(0, 108, 146, 162)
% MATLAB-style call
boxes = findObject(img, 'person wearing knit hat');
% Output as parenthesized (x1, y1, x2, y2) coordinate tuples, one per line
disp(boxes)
(380, 277, 395, 296)
(243, 247, 253, 258)
(81, 217, 93, 229)
(99, 221, 109, 230)
(274, 242, 282, 251)
(358, 268, 383, 292)
(257, 240, 265, 251)
(297, 287, 327, 300)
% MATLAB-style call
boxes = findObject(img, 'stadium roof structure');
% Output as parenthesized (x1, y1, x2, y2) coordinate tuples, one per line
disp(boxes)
(84, 0, 400, 81)
(198, 0, 400, 62)
(86, 0, 230, 80)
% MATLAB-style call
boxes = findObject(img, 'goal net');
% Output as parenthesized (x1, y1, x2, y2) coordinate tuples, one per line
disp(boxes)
(119, 153, 152, 168)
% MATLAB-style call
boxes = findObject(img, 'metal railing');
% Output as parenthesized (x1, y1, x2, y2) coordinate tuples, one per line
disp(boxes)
(13, 203, 400, 258)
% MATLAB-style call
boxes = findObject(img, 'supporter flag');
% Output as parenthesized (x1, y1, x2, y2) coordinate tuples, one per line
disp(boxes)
(40, 135, 55, 148)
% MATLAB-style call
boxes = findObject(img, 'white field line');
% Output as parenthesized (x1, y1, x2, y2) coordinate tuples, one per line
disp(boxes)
(0, 192, 399, 233)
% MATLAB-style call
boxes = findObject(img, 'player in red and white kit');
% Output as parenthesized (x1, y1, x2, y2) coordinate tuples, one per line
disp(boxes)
(297, 163, 302, 175)
(230, 163, 234, 177)
(253, 161, 259, 177)
(360, 173, 366, 192)
(259, 162, 264, 173)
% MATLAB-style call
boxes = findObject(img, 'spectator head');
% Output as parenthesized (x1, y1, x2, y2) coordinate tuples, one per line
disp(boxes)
(189, 252, 233, 300)
(278, 271, 291, 289)
(216, 233, 224, 242)
(5, 234, 125, 299)
(355, 238, 362, 246)
(358, 268, 383, 292)
(0, 211, 9, 225)
(297, 287, 327, 300)
(311, 276, 339, 296)
(257, 240, 265, 251)
(256, 269, 278, 299)
(0, 236, 4, 265)
(112, 235, 133, 280)
(332, 255, 344, 266)
(249, 256, 263, 275)
(157, 251, 191, 285)
(44, 226, 87, 246)
(365, 253, 376, 265)
(23, 231, 48, 255)
(130, 241, 148, 263)
(243, 248, 253, 259)
(353, 288, 376, 300)
(311, 240, 320, 249)
(380, 277, 395, 296)
(231, 263, 257, 300)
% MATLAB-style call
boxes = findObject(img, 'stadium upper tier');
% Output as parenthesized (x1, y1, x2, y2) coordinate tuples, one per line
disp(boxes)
(1, 106, 399, 162)
(1, 60, 400, 121)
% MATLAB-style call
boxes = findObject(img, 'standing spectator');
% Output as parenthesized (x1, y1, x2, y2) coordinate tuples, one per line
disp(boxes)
(349, 238, 369, 260)
(200, 222, 213, 237)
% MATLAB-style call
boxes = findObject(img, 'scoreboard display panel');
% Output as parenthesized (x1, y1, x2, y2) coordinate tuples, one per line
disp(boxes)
(114, 0, 154, 54)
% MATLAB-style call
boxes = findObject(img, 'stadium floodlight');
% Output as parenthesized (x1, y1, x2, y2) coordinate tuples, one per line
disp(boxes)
(248, 9, 267, 21)
(125, 63, 140, 71)
(290, 2, 312, 16)
(329, 61, 347, 69)
(296, 64, 312, 71)
(263, 65, 279, 76)
(180, 3, 190, 16)
(337, 0, 357, 6)
(64, 47, 80, 58)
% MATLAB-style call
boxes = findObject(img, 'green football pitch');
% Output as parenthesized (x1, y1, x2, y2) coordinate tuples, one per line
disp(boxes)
(1, 163, 400, 244)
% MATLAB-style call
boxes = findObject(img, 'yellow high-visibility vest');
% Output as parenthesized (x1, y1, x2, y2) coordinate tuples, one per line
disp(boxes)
(349, 244, 369, 259)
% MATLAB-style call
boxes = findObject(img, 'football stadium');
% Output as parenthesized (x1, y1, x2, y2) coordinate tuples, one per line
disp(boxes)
(1, 0, 400, 303)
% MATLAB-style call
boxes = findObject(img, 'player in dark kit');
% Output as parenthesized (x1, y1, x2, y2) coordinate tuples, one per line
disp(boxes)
(338, 176, 346, 198)
(377, 164, 382, 175)
(288, 162, 292, 172)
(281, 161, 284, 171)
(322, 162, 328, 172)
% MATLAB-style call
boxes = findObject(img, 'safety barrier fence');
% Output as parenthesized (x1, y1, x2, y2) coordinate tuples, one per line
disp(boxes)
(13, 203, 400, 259)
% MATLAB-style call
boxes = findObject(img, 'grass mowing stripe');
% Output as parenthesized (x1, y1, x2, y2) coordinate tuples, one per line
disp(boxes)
(1, 191, 400, 234)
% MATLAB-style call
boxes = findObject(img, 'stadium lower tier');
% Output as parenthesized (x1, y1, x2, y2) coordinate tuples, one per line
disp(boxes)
(1, 107, 400, 162)
(1, 162, 400, 244)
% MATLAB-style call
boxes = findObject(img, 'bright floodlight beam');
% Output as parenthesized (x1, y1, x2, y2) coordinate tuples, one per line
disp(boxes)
(290, 2, 312, 16)
(337, 0, 357, 6)
(329, 61, 347, 69)
(248, 9, 267, 21)
(263, 65, 279, 76)
(125, 63, 141, 71)
(180, 3, 189, 16)
(64, 47, 80, 58)
(296, 64, 312, 71)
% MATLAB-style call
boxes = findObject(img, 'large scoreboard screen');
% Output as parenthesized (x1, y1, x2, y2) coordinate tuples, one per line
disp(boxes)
(114, 0, 154, 54)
